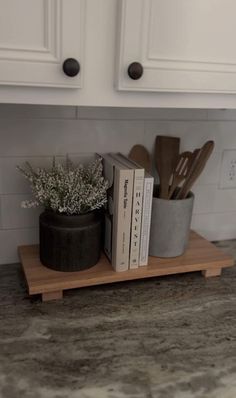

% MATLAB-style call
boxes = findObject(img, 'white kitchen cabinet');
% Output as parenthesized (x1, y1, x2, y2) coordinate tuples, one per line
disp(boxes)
(0, 0, 85, 88)
(116, 0, 236, 94)
(1, 0, 236, 107)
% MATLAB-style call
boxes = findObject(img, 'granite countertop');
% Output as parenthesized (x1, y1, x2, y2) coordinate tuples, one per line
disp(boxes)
(0, 240, 236, 398)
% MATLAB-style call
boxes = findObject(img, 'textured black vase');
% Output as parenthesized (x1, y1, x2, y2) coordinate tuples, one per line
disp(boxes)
(39, 210, 103, 272)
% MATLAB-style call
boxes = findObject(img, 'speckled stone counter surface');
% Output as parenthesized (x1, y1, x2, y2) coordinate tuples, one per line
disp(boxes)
(0, 240, 236, 398)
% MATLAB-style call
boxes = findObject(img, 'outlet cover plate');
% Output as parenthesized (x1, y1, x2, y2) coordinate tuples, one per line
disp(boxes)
(219, 150, 236, 189)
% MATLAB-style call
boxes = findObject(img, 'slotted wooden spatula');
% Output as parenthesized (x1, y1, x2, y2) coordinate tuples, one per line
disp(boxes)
(173, 148, 200, 199)
(129, 144, 151, 173)
(177, 141, 214, 199)
(155, 136, 180, 199)
(168, 151, 192, 199)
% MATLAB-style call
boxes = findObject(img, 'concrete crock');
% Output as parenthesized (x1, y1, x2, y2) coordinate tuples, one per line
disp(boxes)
(149, 186, 194, 258)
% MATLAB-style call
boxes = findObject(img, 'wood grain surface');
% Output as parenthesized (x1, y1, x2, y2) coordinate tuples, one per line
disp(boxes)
(18, 231, 234, 301)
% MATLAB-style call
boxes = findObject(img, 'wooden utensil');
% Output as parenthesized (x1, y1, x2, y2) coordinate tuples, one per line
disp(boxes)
(177, 141, 214, 199)
(155, 136, 180, 199)
(173, 148, 200, 199)
(129, 144, 151, 173)
(168, 151, 192, 199)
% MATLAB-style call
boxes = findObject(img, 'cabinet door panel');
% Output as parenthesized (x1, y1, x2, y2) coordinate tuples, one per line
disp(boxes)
(0, 0, 85, 88)
(116, 0, 236, 93)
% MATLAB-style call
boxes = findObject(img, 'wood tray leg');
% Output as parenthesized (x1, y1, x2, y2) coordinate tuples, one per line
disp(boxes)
(42, 290, 63, 302)
(202, 268, 222, 278)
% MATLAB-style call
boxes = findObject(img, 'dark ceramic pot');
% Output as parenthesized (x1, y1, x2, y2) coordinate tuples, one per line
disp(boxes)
(39, 210, 103, 272)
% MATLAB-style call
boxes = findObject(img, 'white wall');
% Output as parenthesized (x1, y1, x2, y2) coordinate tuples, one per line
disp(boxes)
(0, 104, 236, 264)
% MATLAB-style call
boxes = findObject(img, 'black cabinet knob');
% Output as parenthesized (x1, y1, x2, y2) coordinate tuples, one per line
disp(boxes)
(63, 58, 80, 77)
(127, 62, 143, 80)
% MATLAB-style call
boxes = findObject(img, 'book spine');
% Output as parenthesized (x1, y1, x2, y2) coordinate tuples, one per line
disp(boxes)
(129, 169, 144, 269)
(112, 168, 133, 271)
(139, 177, 154, 266)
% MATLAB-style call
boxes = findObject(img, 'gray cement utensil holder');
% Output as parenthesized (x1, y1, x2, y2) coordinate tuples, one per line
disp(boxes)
(149, 186, 194, 258)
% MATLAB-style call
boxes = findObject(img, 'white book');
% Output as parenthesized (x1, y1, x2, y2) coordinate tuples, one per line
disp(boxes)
(110, 153, 144, 269)
(139, 172, 154, 266)
(101, 153, 133, 272)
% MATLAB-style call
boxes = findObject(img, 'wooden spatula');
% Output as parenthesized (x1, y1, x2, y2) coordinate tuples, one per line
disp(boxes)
(155, 136, 180, 199)
(168, 151, 192, 199)
(177, 141, 214, 199)
(173, 148, 200, 199)
(129, 144, 151, 173)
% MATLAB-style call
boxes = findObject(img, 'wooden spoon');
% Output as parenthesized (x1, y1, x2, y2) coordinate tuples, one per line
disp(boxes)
(168, 151, 192, 199)
(155, 136, 180, 199)
(129, 144, 151, 173)
(177, 141, 214, 199)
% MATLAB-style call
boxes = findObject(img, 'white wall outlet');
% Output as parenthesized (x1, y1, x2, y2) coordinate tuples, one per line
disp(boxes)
(219, 150, 236, 189)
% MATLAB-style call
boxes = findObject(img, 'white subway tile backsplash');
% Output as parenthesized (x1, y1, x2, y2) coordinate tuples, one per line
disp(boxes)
(68, 153, 96, 164)
(191, 212, 236, 241)
(192, 184, 236, 215)
(0, 104, 76, 119)
(207, 109, 236, 121)
(0, 119, 70, 156)
(0, 155, 95, 195)
(78, 107, 208, 121)
(1, 195, 42, 229)
(0, 156, 57, 194)
(144, 121, 217, 152)
(194, 151, 221, 186)
(75, 120, 145, 153)
(206, 121, 236, 152)
(0, 119, 144, 156)
(0, 196, 2, 229)
(144, 120, 236, 153)
(192, 185, 216, 214)
(0, 228, 38, 264)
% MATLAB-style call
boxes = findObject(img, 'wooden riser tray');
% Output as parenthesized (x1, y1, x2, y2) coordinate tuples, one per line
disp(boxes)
(19, 231, 234, 302)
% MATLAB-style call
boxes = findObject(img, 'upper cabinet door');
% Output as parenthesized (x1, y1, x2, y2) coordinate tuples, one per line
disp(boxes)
(116, 0, 236, 93)
(0, 0, 85, 88)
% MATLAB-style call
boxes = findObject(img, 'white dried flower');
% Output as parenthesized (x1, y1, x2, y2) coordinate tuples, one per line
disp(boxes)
(17, 157, 108, 215)
(21, 200, 39, 208)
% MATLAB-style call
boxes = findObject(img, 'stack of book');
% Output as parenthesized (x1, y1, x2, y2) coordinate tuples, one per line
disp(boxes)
(101, 153, 154, 272)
